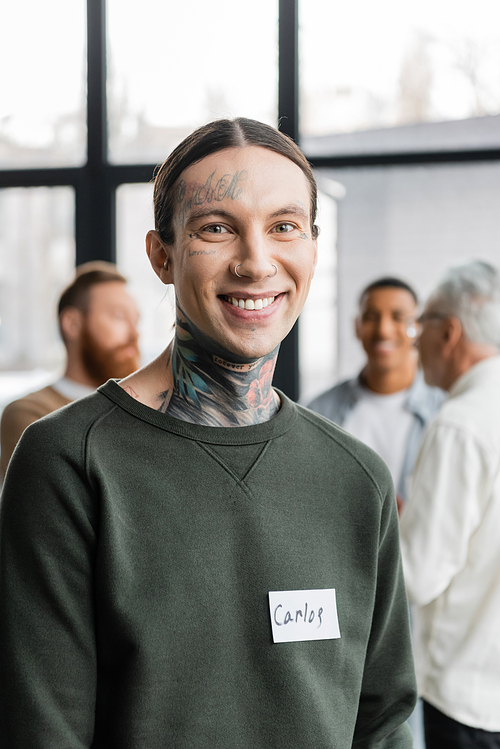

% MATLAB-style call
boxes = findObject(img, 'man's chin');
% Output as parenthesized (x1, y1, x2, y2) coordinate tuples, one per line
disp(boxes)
(368, 352, 399, 369)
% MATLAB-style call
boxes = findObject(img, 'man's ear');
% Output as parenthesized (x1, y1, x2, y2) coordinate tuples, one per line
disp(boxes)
(146, 230, 174, 284)
(442, 316, 463, 357)
(59, 307, 84, 343)
(354, 316, 361, 341)
(312, 238, 319, 273)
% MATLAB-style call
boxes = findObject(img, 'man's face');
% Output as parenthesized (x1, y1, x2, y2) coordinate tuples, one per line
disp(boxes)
(416, 305, 448, 388)
(165, 145, 318, 360)
(356, 287, 418, 372)
(80, 281, 140, 384)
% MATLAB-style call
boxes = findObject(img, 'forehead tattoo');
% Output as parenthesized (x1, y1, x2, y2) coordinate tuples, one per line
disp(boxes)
(176, 170, 247, 226)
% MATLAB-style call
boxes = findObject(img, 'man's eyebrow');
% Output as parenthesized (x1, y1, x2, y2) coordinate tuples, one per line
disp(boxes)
(267, 205, 310, 221)
(185, 208, 236, 224)
(184, 204, 310, 226)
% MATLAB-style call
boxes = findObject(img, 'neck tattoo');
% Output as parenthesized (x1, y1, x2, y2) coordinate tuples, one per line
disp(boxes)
(156, 305, 280, 427)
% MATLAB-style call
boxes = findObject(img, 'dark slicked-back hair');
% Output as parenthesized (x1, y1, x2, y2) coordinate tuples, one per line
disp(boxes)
(152, 117, 319, 246)
(359, 277, 418, 308)
(58, 261, 127, 317)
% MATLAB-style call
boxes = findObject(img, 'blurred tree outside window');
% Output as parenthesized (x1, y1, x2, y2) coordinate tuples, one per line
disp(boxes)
(0, 0, 87, 169)
(106, 0, 279, 164)
(300, 0, 500, 138)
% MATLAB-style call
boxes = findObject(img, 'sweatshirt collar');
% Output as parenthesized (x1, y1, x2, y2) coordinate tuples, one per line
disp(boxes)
(98, 379, 297, 445)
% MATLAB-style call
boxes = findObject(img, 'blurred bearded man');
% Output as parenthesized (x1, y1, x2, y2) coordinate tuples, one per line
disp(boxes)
(0, 262, 140, 477)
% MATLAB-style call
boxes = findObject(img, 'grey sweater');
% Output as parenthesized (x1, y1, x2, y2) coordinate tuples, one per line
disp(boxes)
(0, 380, 416, 748)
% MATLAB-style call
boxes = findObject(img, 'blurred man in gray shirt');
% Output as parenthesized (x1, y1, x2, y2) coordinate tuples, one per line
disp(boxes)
(309, 277, 444, 509)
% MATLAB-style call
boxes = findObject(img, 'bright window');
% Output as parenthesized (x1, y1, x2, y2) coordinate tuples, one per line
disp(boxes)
(107, 0, 279, 164)
(0, 0, 87, 168)
(116, 184, 176, 365)
(0, 187, 75, 397)
(300, 0, 500, 138)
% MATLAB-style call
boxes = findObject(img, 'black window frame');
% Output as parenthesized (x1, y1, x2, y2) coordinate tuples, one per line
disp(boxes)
(1, 0, 499, 398)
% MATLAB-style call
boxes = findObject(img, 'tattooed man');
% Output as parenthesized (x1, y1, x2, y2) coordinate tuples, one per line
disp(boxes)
(0, 119, 416, 748)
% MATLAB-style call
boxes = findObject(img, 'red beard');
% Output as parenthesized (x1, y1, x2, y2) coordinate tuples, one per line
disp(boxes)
(80, 327, 140, 385)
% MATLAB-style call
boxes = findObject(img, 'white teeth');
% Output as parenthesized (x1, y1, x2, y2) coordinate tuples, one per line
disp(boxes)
(228, 296, 275, 309)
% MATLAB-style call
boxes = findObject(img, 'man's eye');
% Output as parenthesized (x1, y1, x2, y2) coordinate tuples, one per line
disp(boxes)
(205, 224, 228, 234)
(274, 222, 295, 234)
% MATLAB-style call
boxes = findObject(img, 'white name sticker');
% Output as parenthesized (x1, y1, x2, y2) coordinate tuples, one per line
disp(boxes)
(268, 588, 341, 644)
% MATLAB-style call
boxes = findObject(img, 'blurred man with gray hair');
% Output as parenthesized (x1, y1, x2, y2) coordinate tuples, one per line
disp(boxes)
(400, 260, 500, 748)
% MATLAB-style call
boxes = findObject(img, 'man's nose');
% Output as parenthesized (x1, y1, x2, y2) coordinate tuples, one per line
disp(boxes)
(231, 232, 276, 281)
(376, 315, 395, 338)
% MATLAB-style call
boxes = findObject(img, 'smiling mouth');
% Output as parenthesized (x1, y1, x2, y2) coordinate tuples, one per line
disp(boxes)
(222, 295, 276, 310)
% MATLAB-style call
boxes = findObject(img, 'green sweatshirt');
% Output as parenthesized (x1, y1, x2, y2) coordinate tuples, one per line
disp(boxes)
(0, 381, 416, 748)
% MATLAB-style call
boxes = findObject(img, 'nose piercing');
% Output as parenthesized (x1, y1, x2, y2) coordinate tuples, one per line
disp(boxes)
(234, 263, 277, 278)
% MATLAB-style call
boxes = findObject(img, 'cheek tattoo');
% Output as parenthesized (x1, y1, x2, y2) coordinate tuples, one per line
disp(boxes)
(299, 232, 308, 240)
(189, 233, 199, 240)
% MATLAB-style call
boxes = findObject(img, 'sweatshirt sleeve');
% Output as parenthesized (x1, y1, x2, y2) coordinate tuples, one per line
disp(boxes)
(0, 418, 98, 748)
(352, 480, 417, 747)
